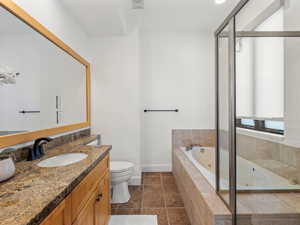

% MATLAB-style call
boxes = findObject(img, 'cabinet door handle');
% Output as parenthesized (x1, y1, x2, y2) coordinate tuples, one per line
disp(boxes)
(96, 193, 103, 202)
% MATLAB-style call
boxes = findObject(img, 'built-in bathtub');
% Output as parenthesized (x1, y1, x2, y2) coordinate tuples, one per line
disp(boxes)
(172, 129, 300, 225)
(184, 146, 300, 191)
(173, 146, 232, 225)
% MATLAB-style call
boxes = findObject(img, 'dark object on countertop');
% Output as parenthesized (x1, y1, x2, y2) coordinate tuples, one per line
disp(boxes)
(27, 137, 54, 161)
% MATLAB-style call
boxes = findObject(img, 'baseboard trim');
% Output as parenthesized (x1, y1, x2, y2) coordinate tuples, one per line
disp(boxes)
(142, 164, 172, 172)
(129, 176, 142, 186)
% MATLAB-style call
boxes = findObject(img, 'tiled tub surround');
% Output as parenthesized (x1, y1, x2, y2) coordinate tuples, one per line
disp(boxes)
(173, 129, 300, 225)
(185, 146, 300, 190)
(236, 129, 300, 186)
(0, 135, 111, 225)
(0, 128, 92, 162)
(173, 148, 231, 225)
(172, 129, 231, 225)
(172, 129, 216, 149)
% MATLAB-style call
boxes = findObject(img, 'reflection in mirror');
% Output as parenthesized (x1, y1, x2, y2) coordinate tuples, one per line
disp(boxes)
(0, 6, 86, 137)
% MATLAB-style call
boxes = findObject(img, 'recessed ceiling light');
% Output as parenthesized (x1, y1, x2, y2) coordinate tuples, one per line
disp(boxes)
(132, 0, 144, 9)
(215, 0, 226, 4)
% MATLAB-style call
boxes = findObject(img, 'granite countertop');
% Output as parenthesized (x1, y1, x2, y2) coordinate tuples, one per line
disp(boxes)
(0, 135, 111, 225)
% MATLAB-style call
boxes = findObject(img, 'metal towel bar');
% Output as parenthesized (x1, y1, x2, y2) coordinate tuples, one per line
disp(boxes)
(19, 110, 41, 114)
(144, 109, 179, 113)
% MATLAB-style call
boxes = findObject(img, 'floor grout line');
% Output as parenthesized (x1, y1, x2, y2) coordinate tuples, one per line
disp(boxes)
(160, 173, 164, 202)
(161, 173, 171, 225)
(141, 174, 144, 210)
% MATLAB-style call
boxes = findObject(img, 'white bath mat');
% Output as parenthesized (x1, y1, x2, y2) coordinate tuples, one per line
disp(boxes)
(109, 215, 158, 225)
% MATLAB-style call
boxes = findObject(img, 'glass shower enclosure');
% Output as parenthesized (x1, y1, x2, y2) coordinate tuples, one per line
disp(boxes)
(215, 0, 300, 224)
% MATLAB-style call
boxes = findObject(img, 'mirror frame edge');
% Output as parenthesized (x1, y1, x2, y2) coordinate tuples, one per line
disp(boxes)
(0, 0, 91, 148)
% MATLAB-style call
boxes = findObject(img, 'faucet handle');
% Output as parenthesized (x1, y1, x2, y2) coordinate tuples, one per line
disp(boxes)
(27, 137, 54, 161)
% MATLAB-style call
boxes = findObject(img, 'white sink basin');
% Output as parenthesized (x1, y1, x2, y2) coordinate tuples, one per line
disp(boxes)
(37, 153, 88, 168)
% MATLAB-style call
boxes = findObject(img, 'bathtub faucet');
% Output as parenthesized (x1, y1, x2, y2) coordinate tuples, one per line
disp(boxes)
(185, 144, 202, 151)
(185, 146, 193, 151)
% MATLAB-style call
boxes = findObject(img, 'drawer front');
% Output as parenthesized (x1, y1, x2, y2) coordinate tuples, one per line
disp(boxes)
(71, 155, 109, 222)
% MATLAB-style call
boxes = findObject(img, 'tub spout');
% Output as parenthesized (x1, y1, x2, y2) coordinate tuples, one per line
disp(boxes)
(185, 146, 193, 151)
(185, 144, 202, 151)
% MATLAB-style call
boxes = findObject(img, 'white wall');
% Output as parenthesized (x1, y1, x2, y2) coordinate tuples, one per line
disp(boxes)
(236, 0, 278, 30)
(140, 31, 215, 171)
(90, 31, 141, 184)
(90, 30, 215, 177)
(12, 0, 90, 61)
(7, 1, 216, 176)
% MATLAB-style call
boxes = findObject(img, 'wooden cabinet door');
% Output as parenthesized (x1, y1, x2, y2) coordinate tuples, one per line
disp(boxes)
(95, 172, 110, 225)
(71, 155, 109, 222)
(41, 156, 110, 225)
(41, 196, 71, 225)
(73, 184, 99, 225)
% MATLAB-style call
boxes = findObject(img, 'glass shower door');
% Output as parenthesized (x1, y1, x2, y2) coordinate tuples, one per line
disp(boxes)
(216, 1, 300, 225)
(216, 18, 236, 219)
(217, 23, 230, 204)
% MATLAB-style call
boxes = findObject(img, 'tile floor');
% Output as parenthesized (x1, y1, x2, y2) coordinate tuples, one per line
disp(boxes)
(112, 172, 191, 225)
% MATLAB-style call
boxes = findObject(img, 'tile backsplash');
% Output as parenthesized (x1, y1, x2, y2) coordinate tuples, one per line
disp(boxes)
(0, 128, 91, 162)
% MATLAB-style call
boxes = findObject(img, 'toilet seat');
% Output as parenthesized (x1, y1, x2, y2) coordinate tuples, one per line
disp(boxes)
(110, 161, 134, 173)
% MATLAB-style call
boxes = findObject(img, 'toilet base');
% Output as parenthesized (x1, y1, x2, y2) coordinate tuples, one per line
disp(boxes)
(111, 181, 131, 204)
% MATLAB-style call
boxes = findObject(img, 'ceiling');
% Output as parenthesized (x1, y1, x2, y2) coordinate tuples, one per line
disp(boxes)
(61, 0, 240, 36)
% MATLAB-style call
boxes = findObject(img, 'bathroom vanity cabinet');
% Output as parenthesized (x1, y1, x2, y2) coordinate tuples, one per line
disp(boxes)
(41, 155, 110, 225)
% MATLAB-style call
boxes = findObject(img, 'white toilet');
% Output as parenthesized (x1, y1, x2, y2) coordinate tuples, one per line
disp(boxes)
(110, 161, 134, 204)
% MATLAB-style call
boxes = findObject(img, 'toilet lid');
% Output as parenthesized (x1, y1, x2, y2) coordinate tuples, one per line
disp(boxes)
(110, 161, 134, 172)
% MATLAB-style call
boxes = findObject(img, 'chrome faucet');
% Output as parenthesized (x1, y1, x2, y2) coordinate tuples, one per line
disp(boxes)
(27, 137, 53, 161)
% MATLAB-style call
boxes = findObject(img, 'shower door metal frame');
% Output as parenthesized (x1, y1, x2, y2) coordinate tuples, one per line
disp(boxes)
(215, 18, 237, 225)
(215, 0, 300, 224)
(228, 18, 237, 221)
(215, 1, 250, 225)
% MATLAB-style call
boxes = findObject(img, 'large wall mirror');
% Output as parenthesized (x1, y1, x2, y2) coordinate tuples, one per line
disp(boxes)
(0, 0, 90, 148)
